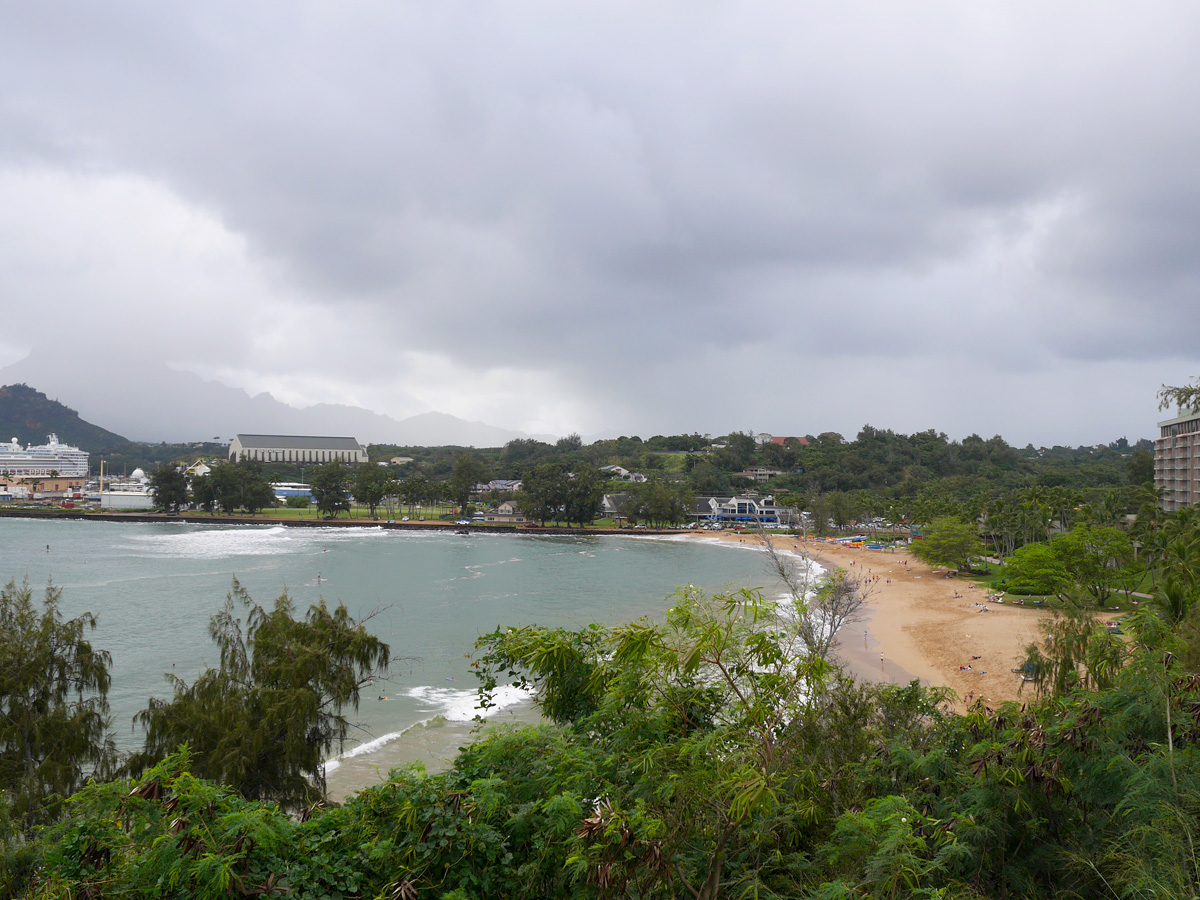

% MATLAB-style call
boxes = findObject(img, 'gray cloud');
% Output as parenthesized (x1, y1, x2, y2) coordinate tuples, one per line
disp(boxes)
(1, 2, 1197, 445)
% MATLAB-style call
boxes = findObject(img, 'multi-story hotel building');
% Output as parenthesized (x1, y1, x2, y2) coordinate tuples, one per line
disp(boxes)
(1155, 409, 1200, 511)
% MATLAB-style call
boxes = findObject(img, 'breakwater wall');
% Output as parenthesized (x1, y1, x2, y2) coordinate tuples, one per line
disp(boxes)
(0, 507, 677, 536)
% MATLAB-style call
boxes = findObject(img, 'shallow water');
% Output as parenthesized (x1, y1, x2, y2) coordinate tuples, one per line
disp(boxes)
(0, 518, 786, 795)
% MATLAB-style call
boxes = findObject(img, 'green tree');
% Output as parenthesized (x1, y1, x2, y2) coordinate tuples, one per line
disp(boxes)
(147, 463, 189, 513)
(555, 432, 583, 454)
(207, 460, 274, 515)
(1127, 447, 1155, 486)
(827, 490, 857, 529)
(310, 461, 351, 518)
(563, 465, 604, 527)
(132, 580, 390, 810)
(1158, 377, 1200, 413)
(643, 476, 693, 527)
(398, 472, 429, 515)
(353, 463, 394, 519)
(1002, 541, 1070, 597)
(191, 472, 216, 513)
(1019, 599, 1128, 696)
(1051, 523, 1137, 606)
(241, 473, 276, 515)
(517, 461, 568, 526)
(909, 517, 984, 571)
(473, 587, 844, 899)
(0, 580, 115, 832)
(448, 453, 487, 514)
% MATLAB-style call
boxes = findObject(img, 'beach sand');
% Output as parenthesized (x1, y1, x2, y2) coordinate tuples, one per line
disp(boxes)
(693, 530, 1053, 708)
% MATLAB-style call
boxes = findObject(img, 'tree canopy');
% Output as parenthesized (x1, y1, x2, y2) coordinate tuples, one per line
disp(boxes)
(448, 453, 487, 513)
(309, 461, 352, 518)
(1050, 523, 1136, 606)
(131, 580, 390, 810)
(909, 517, 985, 571)
(0, 580, 115, 833)
(147, 463, 189, 513)
(352, 462, 394, 519)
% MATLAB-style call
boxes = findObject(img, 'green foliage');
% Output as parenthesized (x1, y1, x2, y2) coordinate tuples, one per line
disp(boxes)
(1050, 523, 1137, 606)
(1158, 377, 1200, 413)
(284, 495, 310, 509)
(131, 580, 390, 810)
(309, 461, 351, 518)
(1019, 599, 1128, 696)
(448, 452, 487, 513)
(0, 580, 115, 834)
(474, 587, 850, 898)
(1127, 447, 1155, 486)
(352, 462, 394, 518)
(190, 471, 216, 512)
(147, 462, 189, 513)
(910, 518, 985, 571)
(13, 586, 1200, 899)
(197, 460, 275, 515)
(1001, 542, 1070, 597)
(514, 461, 567, 526)
(513, 461, 605, 527)
(614, 476, 694, 527)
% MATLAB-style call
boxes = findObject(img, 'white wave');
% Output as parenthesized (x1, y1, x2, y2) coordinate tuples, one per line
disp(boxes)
(320, 682, 534, 775)
(125, 525, 300, 559)
(322, 729, 409, 773)
(405, 683, 532, 721)
(123, 522, 398, 560)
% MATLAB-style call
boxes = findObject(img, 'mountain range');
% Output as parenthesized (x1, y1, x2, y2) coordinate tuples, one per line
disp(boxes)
(0, 348, 539, 447)
(0, 383, 133, 453)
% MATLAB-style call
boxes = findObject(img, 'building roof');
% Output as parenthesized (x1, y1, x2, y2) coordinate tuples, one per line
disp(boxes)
(1158, 408, 1200, 428)
(234, 434, 363, 451)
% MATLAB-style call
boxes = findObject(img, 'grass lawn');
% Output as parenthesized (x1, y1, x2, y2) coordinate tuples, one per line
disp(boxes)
(964, 562, 1062, 610)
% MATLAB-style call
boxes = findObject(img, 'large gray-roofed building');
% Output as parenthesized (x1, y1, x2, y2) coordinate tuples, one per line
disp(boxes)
(229, 434, 368, 465)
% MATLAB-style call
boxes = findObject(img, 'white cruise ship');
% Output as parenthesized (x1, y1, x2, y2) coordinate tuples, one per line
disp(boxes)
(0, 434, 90, 477)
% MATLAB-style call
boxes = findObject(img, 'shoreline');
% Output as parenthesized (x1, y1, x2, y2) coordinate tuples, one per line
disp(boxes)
(0, 507, 668, 536)
(688, 530, 1057, 708)
(5, 512, 1057, 795)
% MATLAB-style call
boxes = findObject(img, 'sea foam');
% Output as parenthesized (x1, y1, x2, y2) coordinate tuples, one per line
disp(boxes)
(322, 682, 533, 773)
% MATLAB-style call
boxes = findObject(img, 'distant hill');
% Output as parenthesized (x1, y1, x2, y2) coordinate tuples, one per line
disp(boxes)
(0, 383, 230, 473)
(0, 383, 134, 453)
(0, 348, 543, 447)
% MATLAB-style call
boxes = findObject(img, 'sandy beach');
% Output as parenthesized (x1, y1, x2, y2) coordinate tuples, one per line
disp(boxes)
(693, 530, 1057, 708)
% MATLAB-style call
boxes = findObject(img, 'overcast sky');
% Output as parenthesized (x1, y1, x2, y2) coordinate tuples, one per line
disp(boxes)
(1, 2, 1197, 446)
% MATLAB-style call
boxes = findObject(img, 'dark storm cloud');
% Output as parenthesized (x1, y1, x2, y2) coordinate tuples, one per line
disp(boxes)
(1, 2, 1198, 443)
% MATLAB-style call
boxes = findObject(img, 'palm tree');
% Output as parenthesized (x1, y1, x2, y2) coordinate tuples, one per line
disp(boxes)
(1150, 576, 1195, 628)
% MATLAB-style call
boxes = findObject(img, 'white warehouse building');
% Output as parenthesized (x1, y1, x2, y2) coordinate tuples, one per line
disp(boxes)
(228, 434, 368, 465)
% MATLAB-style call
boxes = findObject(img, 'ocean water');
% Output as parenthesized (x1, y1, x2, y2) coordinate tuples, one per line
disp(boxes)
(0, 518, 793, 796)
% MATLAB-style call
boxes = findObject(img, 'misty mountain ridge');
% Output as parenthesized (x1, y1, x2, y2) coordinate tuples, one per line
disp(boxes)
(0, 348, 543, 447)
(0, 383, 134, 453)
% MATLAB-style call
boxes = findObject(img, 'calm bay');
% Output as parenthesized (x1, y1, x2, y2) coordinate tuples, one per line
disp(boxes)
(0, 517, 783, 797)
